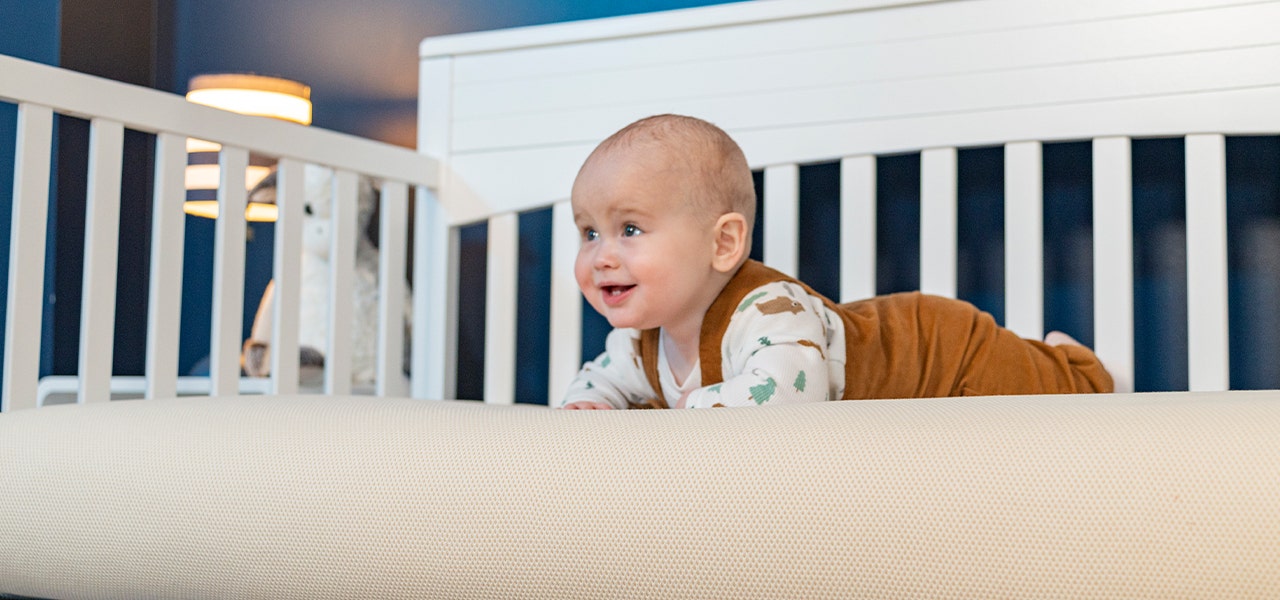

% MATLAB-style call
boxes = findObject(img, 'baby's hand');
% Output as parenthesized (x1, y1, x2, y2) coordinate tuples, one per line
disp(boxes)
(561, 401, 614, 410)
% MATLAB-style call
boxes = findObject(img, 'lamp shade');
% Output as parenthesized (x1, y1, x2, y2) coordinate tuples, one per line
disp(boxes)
(186, 73, 312, 125)
(183, 73, 313, 222)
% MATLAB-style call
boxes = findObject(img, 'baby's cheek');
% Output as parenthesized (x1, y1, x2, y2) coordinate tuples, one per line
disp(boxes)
(573, 253, 591, 290)
(573, 254, 603, 315)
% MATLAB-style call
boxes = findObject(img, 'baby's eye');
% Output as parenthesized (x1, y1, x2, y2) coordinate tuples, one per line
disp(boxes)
(582, 228, 599, 242)
(623, 224, 642, 237)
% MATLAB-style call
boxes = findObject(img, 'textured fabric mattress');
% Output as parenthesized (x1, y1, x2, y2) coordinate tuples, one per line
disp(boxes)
(2, 392, 1278, 598)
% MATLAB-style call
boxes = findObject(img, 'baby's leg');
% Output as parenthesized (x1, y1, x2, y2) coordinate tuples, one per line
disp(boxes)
(913, 295, 1113, 395)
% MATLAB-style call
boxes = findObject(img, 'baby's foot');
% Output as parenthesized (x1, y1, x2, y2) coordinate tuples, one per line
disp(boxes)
(1044, 331, 1082, 347)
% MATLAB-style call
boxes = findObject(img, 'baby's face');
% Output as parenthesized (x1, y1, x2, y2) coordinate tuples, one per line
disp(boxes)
(571, 145, 722, 334)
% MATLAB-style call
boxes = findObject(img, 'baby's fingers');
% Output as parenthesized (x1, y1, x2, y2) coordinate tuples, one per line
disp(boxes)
(563, 401, 614, 410)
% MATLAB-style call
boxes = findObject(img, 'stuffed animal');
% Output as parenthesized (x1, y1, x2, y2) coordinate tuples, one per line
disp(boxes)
(241, 164, 410, 388)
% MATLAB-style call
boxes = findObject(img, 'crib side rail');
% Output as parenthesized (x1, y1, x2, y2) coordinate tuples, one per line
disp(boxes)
(416, 0, 1280, 403)
(458, 132, 1247, 405)
(1, 54, 438, 410)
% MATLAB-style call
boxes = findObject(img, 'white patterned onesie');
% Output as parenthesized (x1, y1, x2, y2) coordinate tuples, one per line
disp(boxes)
(558, 281, 848, 409)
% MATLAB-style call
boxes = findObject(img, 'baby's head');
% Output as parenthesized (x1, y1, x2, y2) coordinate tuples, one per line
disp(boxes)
(571, 115, 756, 333)
(577, 114, 756, 239)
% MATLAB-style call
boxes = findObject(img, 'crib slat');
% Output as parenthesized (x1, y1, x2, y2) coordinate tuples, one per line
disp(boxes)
(485, 212, 519, 404)
(415, 56, 456, 400)
(920, 147, 957, 298)
(377, 180, 409, 397)
(144, 133, 187, 400)
(270, 159, 305, 395)
(76, 119, 125, 405)
(2, 104, 53, 412)
(325, 169, 358, 396)
(1004, 141, 1044, 339)
(209, 147, 248, 396)
(413, 188, 459, 400)
(763, 164, 799, 277)
(1185, 134, 1230, 392)
(548, 200, 582, 404)
(1092, 136, 1135, 393)
(840, 156, 876, 302)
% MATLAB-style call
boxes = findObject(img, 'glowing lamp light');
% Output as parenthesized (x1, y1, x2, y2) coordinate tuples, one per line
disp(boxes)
(183, 164, 274, 191)
(187, 73, 312, 124)
(182, 200, 280, 223)
(183, 73, 313, 222)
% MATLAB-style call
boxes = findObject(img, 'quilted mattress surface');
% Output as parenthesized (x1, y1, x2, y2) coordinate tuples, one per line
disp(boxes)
(2, 391, 1278, 598)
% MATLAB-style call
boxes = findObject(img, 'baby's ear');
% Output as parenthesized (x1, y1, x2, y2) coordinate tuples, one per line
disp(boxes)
(711, 212, 749, 273)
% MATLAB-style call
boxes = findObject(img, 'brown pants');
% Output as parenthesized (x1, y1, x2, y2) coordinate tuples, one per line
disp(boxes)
(839, 292, 1113, 399)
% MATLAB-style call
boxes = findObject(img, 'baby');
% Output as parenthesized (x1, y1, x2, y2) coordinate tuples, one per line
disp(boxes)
(558, 114, 1112, 410)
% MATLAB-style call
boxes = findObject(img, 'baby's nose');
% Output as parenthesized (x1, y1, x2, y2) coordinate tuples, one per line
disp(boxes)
(592, 239, 620, 268)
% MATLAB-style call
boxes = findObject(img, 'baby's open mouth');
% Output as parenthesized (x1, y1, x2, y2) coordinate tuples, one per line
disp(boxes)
(602, 285, 634, 297)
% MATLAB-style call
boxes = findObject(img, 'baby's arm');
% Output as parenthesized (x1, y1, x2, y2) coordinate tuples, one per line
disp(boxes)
(684, 283, 834, 409)
(556, 328, 654, 409)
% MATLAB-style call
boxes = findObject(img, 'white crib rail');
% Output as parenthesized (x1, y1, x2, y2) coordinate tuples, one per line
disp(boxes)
(1, 54, 438, 410)
(418, 0, 1280, 404)
(3, 104, 53, 411)
(1003, 141, 1044, 341)
(1184, 134, 1231, 392)
(439, 130, 1263, 403)
(269, 158, 306, 396)
(146, 132, 189, 400)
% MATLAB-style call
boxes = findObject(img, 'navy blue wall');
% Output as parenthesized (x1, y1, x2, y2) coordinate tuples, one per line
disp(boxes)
(169, 0, 748, 143)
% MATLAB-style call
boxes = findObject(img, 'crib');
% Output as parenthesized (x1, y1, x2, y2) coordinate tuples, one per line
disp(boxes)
(3, 0, 1280, 597)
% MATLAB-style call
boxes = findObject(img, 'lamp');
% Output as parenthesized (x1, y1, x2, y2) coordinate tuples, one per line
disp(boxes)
(184, 73, 313, 222)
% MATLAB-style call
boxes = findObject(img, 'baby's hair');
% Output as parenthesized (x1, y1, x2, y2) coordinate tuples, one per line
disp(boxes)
(587, 114, 756, 228)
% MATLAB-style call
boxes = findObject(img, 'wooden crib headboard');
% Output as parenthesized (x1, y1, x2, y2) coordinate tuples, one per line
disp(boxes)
(416, 0, 1280, 401)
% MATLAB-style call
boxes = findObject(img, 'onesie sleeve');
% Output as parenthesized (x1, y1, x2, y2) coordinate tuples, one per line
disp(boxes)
(683, 281, 834, 409)
(556, 327, 656, 409)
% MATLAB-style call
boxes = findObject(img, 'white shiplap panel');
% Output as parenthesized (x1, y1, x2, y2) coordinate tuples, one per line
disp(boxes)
(431, 0, 936, 64)
(485, 212, 519, 405)
(840, 156, 876, 302)
(1004, 141, 1044, 339)
(209, 148, 248, 397)
(920, 148, 957, 299)
(452, 2, 1280, 121)
(763, 164, 799, 277)
(548, 200, 582, 405)
(442, 0, 1245, 83)
(2, 104, 53, 412)
(270, 159, 306, 395)
(1184, 134, 1230, 392)
(443, 86, 1280, 225)
(377, 181, 410, 398)
(452, 44, 1280, 154)
(144, 133, 187, 400)
(325, 170, 358, 396)
(1092, 137, 1135, 393)
(77, 118, 125, 405)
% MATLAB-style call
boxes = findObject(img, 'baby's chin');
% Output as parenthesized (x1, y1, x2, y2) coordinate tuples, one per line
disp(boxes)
(600, 310, 653, 331)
